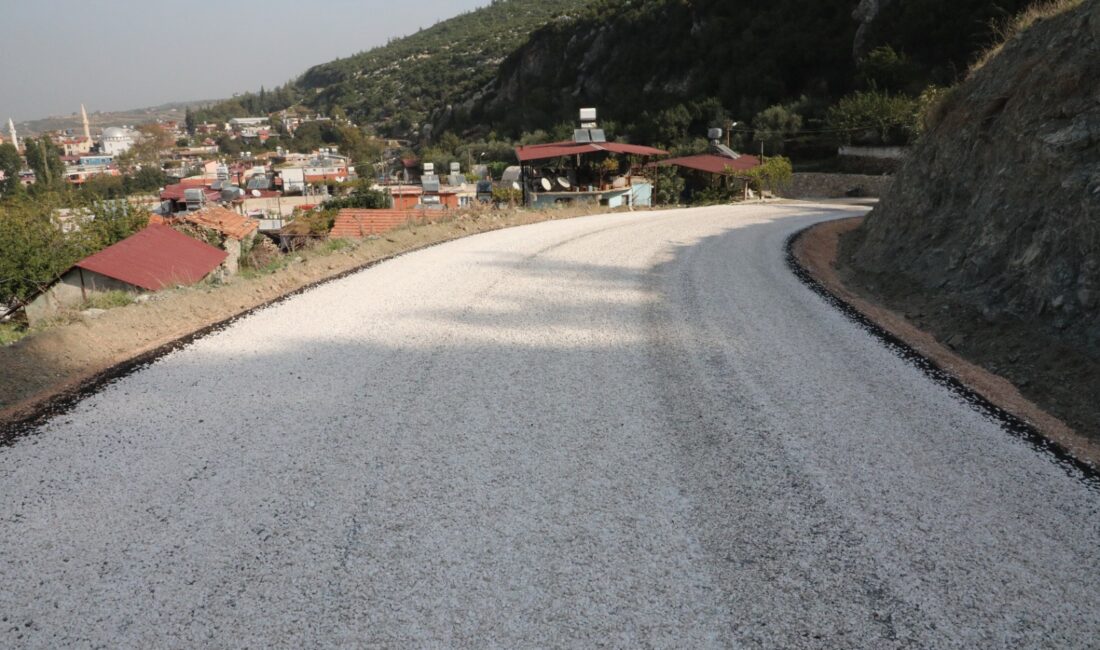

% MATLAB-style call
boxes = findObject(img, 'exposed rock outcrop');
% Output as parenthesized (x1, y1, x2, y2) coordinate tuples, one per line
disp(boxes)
(852, 0, 896, 57)
(842, 0, 1100, 430)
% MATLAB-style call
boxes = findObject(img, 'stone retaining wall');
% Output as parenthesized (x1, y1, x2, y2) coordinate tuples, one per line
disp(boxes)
(783, 173, 894, 199)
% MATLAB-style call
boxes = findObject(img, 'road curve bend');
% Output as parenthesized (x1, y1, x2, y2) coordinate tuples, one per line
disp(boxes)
(2, 204, 1098, 648)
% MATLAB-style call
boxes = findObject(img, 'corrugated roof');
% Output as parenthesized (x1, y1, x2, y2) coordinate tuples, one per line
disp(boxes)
(181, 206, 259, 240)
(657, 153, 761, 175)
(75, 224, 227, 291)
(515, 141, 669, 162)
(160, 183, 221, 202)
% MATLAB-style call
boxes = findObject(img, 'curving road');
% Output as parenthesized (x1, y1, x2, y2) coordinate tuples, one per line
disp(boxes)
(2, 204, 1098, 648)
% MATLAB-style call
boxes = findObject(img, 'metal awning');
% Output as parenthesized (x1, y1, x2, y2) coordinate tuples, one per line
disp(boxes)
(515, 141, 669, 163)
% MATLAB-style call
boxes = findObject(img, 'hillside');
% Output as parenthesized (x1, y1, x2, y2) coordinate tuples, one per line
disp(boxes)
(840, 0, 1100, 432)
(232, 0, 590, 135)
(204, 0, 1040, 145)
(467, 0, 1039, 138)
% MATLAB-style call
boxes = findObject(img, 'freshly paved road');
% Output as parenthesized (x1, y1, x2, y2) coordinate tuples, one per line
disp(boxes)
(2, 204, 1098, 648)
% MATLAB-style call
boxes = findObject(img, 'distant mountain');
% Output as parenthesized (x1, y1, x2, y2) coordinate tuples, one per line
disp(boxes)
(15, 100, 221, 137)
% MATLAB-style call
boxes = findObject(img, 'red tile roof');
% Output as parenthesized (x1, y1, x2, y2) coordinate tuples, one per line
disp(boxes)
(75, 224, 227, 291)
(329, 209, 429, 238)
(180, 206, 259, 240)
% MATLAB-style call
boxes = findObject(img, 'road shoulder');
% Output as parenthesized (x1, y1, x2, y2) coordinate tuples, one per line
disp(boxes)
(791, 216, 1100, 470)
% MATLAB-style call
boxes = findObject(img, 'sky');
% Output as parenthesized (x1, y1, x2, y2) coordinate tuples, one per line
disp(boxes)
(1, 0, 488, 122)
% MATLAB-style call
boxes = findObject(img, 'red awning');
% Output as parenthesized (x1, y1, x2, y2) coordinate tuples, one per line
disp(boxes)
(657, 153, 761, 175)
(516, 141, 668, 163)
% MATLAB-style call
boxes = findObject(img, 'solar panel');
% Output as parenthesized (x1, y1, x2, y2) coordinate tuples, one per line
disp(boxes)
(589, 129, 607, 143)
(714, 144, 741, 160)
(574, 129, 592, 144)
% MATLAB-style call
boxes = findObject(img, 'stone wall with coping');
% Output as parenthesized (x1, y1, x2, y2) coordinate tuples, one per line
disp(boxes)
(783, 173, 894, 199)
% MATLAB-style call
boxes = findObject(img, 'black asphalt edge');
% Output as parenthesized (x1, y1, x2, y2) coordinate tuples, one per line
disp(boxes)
(785, 224, 1100, 488)
(0, 227, 506, 447)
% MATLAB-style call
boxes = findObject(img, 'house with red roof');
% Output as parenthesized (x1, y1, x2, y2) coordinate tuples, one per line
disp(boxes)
(24, 224, 227, 324)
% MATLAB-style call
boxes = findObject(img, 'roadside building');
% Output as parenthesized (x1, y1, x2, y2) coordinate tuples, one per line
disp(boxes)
(179, 206, 259, 276)
(24, 224, 227, 324)
(657, 135, 761, 201)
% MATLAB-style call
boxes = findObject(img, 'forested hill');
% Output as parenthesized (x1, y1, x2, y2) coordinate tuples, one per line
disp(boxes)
(198, 0, 590, 134)
(466, 0, 1039, 137)
(203, 0, 1042, 144)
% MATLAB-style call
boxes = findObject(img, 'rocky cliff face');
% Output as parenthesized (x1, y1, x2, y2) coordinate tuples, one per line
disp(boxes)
(469, 0, 859, 133)
(843, 0, 1100, 374)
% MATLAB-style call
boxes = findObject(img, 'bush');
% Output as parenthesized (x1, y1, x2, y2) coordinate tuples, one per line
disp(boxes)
(492, 186, 522, 205)
(324, 182, 391, 210)
(826, 90, 920, 146)
(743, 156, 793, 195)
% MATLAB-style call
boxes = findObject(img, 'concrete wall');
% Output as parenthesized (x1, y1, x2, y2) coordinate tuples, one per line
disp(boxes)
(837, 145, 908, 160)
(25, 268, 139, 325)
(240, 195, 316, 217)
(783, 173, 894, 199)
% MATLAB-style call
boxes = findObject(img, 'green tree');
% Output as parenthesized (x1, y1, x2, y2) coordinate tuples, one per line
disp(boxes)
(24, 137, 64, 189)
(0, 199, 73, 307)
(752, 104, 803, 154)
(0, 143, 22, 197)
(117, 124, 173, 173)
(826, 90, 920, 146)
(652, 165, 686, 205)
(857, 46, 920, 93)
(79, 200, 150, 251)
(184, 107, 197, 135)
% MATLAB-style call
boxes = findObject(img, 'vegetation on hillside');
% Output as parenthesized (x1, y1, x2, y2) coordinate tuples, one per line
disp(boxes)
(187, 0, 1048, 163)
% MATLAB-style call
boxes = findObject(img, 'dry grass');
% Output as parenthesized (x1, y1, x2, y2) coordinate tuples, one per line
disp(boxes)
(970, 0, 1084, 73)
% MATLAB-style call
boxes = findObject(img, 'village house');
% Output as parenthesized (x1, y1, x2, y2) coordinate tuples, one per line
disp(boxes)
(24, 224, 228, 325)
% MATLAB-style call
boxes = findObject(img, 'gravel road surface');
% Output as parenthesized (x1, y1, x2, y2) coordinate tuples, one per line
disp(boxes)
(2, 204, 1098, 648)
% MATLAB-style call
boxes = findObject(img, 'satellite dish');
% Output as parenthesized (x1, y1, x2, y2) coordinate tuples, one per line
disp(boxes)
(540, 178, 552, 191)
(251, 189, 261, 197)
(557, 177, 571, 190)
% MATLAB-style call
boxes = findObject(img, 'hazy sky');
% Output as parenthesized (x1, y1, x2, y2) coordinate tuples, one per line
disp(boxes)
(1, 0, 488, 122)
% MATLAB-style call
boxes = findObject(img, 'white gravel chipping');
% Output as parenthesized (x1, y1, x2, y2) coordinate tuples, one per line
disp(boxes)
(2, 204, 1099, 648)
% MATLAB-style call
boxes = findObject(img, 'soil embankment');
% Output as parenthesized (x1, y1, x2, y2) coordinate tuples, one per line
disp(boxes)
(839, 0, 1100, 439)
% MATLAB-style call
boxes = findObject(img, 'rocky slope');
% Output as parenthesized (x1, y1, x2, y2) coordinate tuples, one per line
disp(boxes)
(467, 0, 1037, 136)
(841, 0, 1100, 433)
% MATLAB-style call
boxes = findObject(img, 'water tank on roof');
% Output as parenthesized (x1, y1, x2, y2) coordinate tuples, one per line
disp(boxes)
(421, 174, 441, 193)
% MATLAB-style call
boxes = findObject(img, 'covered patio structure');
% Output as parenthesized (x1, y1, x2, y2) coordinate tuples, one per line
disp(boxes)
(656, 141, 761, 202)
(514, 140, 669, 208)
